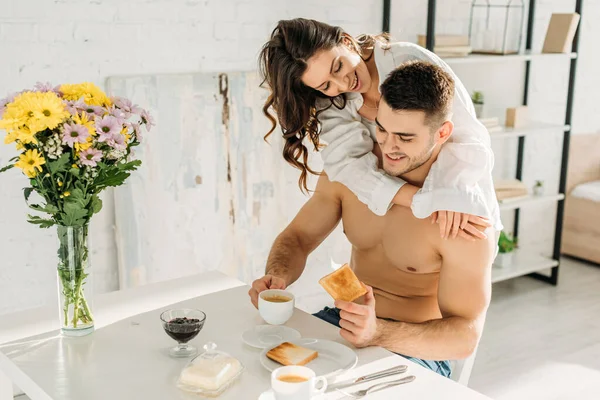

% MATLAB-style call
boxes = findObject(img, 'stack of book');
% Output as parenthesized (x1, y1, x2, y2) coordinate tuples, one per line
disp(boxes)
(495, 179, 529, 202)
(478, 117, 503, 133)
(417, 35, 471, 57)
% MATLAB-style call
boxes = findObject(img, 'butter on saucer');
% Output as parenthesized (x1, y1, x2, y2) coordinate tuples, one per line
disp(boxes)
(177, 342, 244, 397)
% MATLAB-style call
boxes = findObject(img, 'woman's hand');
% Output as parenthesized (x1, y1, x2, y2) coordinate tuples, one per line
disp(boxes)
(431, 211, 492, 241)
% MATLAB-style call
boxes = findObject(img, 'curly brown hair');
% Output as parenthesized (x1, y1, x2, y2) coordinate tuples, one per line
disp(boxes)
(259, 18, 387, 193)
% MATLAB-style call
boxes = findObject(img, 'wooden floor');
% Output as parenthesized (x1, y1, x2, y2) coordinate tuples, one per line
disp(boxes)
(470, 257, 600, 399)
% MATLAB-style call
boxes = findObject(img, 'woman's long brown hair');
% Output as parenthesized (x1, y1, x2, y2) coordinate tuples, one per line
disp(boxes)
(258, 18, 388, 193)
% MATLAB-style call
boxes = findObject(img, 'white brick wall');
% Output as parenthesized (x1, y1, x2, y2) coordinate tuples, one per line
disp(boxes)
(0, 0, 598, 316)
(0, 0, 380, 315)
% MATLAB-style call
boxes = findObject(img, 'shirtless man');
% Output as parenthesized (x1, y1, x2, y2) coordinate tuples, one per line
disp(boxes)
(248, 61, 497, 377)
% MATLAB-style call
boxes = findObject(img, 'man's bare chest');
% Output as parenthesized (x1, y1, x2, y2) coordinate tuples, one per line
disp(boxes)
(341, 193, 442, 275)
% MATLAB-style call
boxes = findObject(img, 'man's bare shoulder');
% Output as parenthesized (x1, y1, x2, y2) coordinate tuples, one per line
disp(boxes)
(438, 226, 497, 268)
(313, 173, 347, 200)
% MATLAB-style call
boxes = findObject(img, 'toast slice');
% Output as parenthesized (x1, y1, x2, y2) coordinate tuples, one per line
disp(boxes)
(266, 342, 318, 366)
(319, 264, 367, 302)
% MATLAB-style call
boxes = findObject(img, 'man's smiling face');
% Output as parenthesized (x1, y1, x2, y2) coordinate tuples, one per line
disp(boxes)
(375, 99, 438, 177)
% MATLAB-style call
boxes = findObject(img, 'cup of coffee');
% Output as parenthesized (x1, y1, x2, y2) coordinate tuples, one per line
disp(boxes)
(271, 365, 327, 400)
(258, 289, 295, 325)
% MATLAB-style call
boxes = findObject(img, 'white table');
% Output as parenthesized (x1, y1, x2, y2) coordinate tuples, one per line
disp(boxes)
(0, 271, 491, 399)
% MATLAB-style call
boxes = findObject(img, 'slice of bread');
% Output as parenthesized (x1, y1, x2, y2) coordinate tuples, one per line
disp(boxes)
(319, 264, 367, 302)
(266, 342, 318, 366)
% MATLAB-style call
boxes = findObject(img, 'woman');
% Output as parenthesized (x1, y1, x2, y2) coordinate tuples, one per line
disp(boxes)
(258, 18, 502, 238)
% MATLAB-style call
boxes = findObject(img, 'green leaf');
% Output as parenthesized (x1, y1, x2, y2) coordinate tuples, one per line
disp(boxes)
(47, 154, 71, 174)
(90, 195, 103, 215)
(29, 204, 43, 211)
(69, 167, 80, 177)
(65, 188, 90, 208)
(61, 204, 88, 226)
(29, 203, 60, 214)
(45, 204, 60, 214)
(94, 170, 131, 189)
(117, 160, 142, 172)
(24, 187, 33, 201)
(60, 188, 90, 226)
(27, 215, 55, 228)
(0, 164, 14, 173)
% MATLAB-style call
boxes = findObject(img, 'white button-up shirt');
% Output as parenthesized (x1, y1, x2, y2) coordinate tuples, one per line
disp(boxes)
(317, 41, 502, 231)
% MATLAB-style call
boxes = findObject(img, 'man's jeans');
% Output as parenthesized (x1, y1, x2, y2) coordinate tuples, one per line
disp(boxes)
(313, 306, 452, 378)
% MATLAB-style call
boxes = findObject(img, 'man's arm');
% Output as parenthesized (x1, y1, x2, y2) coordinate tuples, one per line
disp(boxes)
(248, 174, 342, 307)
(337, 229, 495, 360)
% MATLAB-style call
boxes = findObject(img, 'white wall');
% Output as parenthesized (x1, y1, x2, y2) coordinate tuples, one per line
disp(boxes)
(0, 0, 381, 315)
(1, 0, 598, 315)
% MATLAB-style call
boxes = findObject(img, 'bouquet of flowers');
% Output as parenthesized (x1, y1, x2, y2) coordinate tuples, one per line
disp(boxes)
(0, 82, 153, 335)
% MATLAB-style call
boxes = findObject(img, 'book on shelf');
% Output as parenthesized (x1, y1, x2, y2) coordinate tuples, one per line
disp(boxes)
(495, 179, 529, 201)
(417, 35, 472, 57)
(417, 35, 470, 47)
(542, 13, 580, 53)
(478, 117, 503, 133)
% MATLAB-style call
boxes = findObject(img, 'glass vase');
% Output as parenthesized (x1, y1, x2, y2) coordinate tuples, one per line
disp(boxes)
(56, 225, 95, 336)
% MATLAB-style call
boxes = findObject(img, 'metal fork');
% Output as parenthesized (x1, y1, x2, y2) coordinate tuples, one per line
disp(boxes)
(337, 375, 416, 399)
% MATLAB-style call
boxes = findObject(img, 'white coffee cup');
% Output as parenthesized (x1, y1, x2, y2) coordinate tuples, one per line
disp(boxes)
(258, 289, 295, 325)
(271, 366, 327, 400)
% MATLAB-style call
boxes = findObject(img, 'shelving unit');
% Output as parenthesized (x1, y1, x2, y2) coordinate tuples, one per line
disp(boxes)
(489, 122, 570, 140)
(443, 51, 577, 65)
(499, 193, 565, 211)
(491, 249, 559, 283)
(382, 0, 584, 285)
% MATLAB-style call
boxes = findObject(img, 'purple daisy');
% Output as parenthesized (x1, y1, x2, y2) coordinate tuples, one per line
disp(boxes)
(62, 123, 90, 148)
(140, 109, 155, 132)
(108, 132, 127, 150)
(33, 81, 61, 94)
(107, 105, 127, 123)
(64, 98, 88, 115)
(128, 122, 142, 142)
(83, 104, 105, 117)
(112, 96, 142, 116)
(95, 115, 121, 142)
(0, 93, 17, 118)
(79, 148, 103, 167)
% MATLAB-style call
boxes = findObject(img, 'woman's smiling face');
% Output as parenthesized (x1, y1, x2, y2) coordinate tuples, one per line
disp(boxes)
(301, 40, 373, 98)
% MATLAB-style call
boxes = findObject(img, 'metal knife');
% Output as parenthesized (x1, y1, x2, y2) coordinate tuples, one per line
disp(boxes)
(325, 365, 408, 392)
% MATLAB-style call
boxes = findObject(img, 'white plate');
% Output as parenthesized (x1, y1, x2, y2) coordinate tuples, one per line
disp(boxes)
(258, 389, 325, 400)
(242, 325, 301, 349)
(260, 338, 358, 379)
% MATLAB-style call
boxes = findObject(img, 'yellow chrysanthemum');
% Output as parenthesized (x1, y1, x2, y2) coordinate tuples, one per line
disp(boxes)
(74, 137, 93, 153)
(4, 130, 19, 144)
(73, 112, 96, 136)
(0, 91, 69, 135)
(120, 126, 131, 144)
(0, 93, 30, 131)
(15, 149, 45, 178)
(60, 82, 111, 107)
(16, 126, 37, 145)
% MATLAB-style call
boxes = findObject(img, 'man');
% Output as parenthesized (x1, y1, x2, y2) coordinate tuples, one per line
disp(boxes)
(248, 61, 497, 377)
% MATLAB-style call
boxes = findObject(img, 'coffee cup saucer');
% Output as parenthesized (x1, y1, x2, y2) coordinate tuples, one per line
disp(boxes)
(258, 389, 275, 400)
(242, 325, 301, 349)
(258, 389, 325, 399)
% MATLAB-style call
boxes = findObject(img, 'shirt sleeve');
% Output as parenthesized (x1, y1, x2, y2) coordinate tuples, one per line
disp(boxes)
(391, 44, 498, 220)
(318, 101, 406, 216)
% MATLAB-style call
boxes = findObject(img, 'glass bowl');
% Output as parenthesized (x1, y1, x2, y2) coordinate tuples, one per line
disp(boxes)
(160, 309, 206, 357)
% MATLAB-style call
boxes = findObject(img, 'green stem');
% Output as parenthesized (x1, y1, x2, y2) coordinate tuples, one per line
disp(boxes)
(80, 289, 94, 321)
(63, 298, 69, 327)
(71, 275, 83, 328)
